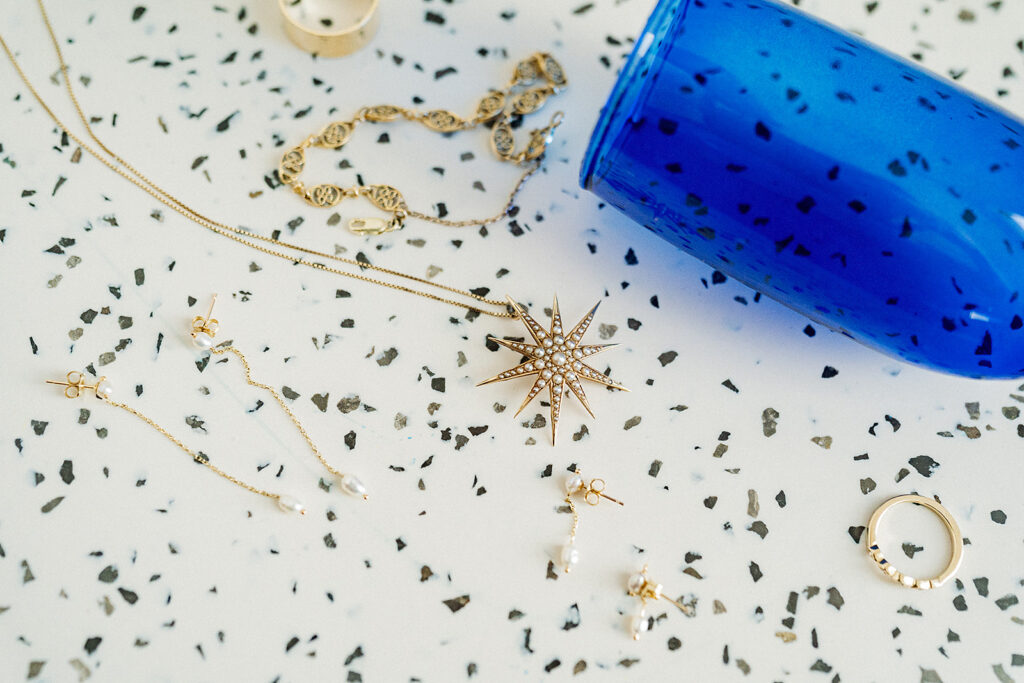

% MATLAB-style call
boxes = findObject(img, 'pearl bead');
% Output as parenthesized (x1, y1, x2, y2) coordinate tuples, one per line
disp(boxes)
(276, 494, 305, 514)
(554, 335, 564, 344)
(573, 349, 583, 359)
(192, 331, 214, 350)
(553, 374, 563, 384)
(565, 473, 584, 494)
(565, 372, 577, 382)
(95, 379, 113, 400)
(551, 351, 567, 366)
(630, 611, 649, 639)
(340, 474, 368, 499)
(627, 573, 646, 594)
(535, 360, 546, 369)
(560, 540, 579, 571)
(543, 339, 553, 348)
(541, 369, 553, 380)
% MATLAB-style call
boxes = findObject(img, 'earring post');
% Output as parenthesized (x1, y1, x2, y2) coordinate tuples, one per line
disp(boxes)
(664, 595, 692, 615)
(204, 293, 218, 322)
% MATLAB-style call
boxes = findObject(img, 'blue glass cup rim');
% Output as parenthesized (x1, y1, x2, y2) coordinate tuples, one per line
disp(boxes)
(580, 0, 688, 190)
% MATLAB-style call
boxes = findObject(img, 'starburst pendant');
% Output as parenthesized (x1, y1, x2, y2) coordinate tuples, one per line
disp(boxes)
(478, 296, 628, 444)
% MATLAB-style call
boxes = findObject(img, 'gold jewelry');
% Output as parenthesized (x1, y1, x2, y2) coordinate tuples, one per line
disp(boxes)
(279, 53, 567, 234)
(279, 0, 379, 58)
(626, 565, 691, 640)
(5, 4, 628, 422)
(558, 467, 623, 573)
(189, 295, 369, 500)
(866, 494, 963, 590)
(0, 0, 525, 320)
(45, 371, 309, 514)
(478, 296, 629, 444)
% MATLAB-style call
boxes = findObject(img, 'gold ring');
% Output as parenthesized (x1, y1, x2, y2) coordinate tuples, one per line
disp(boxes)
(279, 0, 379, 58)
(866, 494, 963, 590)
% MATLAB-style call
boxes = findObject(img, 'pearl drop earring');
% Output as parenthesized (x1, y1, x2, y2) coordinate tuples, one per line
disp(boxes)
(625, 564, 690, 640)
(188, 294, 369, 501)
(559, 467, 623, 573)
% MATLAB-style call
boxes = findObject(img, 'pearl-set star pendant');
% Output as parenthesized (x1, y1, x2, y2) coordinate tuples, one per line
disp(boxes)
(479, 296, 628, 444)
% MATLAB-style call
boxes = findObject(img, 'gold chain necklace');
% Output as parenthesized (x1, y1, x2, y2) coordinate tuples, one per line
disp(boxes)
(278, 53, 567, 235)
(0, 0, 532, 319)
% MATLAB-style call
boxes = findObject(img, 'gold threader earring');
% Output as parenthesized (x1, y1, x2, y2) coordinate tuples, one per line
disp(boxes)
(45, 370, 309, 514)
(558, 467, 623, 573)
(188, 294, 369, 502)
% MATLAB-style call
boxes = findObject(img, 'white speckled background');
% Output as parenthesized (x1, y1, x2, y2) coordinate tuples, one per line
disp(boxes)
(1, 1, 1023, 681)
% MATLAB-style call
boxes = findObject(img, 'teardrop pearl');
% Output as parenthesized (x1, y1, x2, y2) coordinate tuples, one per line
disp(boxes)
(627, 572, 646, 595)
(630, 610, 649, 640)
(564, 472, 584, 494)
(276, 494, 305, 514)
(192, 331, 214, 350)
(340, 474, 368, 499)
(95, 379, 114, 400)
(560, 540, 579, 572)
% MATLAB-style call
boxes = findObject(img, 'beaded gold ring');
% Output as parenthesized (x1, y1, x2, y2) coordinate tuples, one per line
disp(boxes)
(279, 0, 379, 58)
(866, 494, 963, 590)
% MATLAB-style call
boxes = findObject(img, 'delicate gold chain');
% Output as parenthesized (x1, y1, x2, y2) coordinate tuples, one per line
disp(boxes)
(104, 398, 277, 500)
(565, 494, 580, 543)
(278, 54, 568, 234)
(0, 0, 521, 319)
(211, 345, 346, 481)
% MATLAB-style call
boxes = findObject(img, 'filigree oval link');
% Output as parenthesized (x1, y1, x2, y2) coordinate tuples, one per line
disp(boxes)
(366, 184, 407, 212)
(540, 54, 568, 88)
(319, 121, 353, 148)
(308, 183, 345, 207)
(491, 120, 516, 160)
(476, 91, 506, 121)
(512, 55, 541, 85)
(278, 147, 306, 183)
(422, 110, 464, 133)
(363, 105, 406, 122)
(512, 88, 550, 115)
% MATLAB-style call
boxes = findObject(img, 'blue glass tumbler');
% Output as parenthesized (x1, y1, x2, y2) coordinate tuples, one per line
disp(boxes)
(581, 0, 1024, 378)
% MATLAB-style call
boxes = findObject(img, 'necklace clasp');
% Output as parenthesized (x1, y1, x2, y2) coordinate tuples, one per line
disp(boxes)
(349, 214, 403, 235)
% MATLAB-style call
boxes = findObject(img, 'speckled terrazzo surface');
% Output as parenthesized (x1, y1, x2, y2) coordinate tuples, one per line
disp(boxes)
(1, 1, 1023, 681)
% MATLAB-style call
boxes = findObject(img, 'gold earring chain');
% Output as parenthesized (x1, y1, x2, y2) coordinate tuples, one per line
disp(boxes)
(278, 52, 567, 235)
(0, 0, 524, 319)
(107, 398, 282, 499)
(189, 294, 369, 499)
(207, 344, 368, 499)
